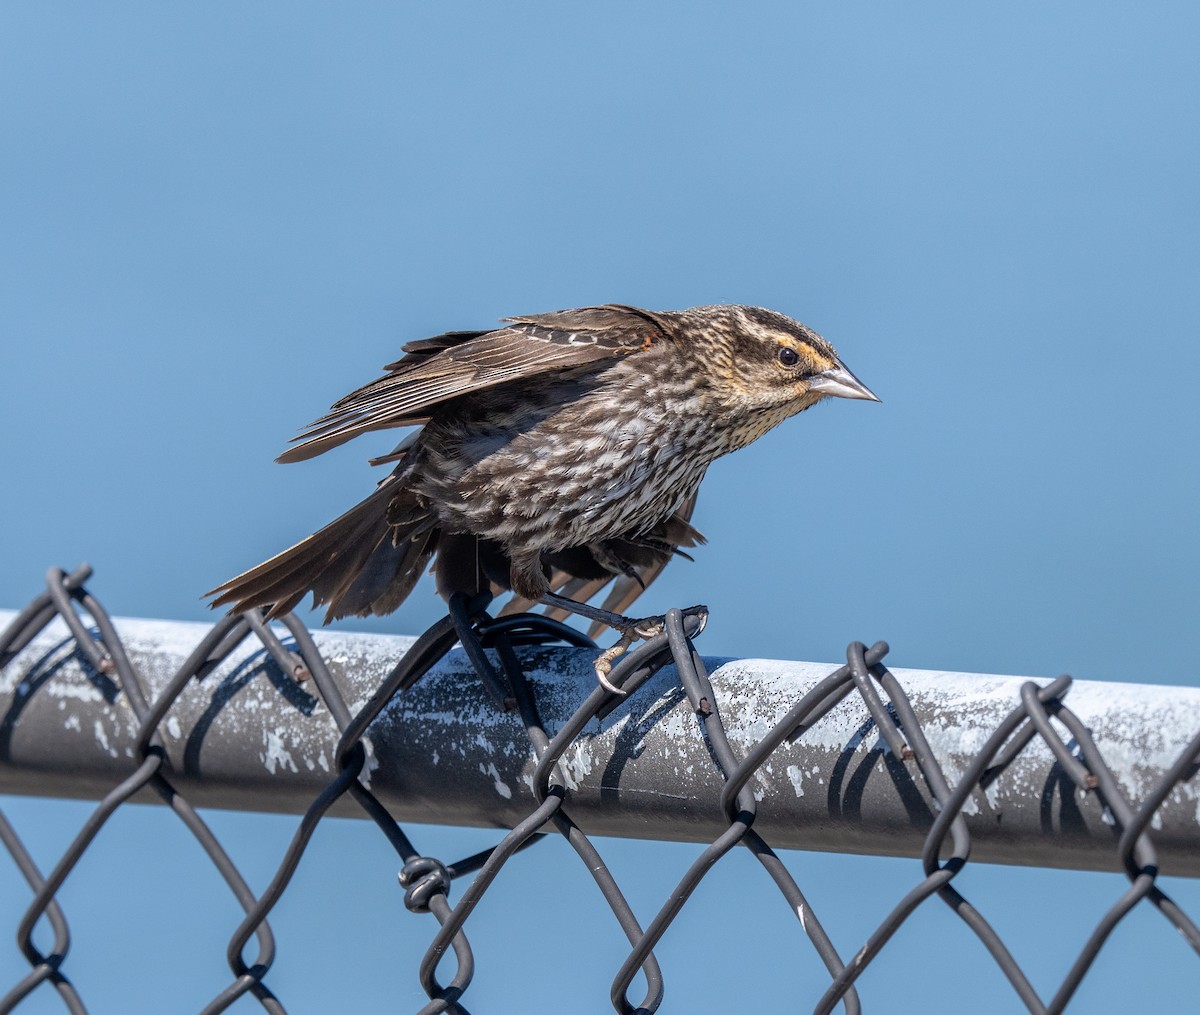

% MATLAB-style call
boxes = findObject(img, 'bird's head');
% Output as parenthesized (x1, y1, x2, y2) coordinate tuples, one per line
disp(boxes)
(672, 305, 878, 444)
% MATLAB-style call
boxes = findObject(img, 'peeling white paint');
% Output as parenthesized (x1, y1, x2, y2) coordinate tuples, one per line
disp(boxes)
(983, 781, 1001, 812)
(786, 764, 804, 798)
(47, 682, 105, 704)
(261, 729, 298, 775)
(480, 761, 512, 799)
(359, 736, 378, 789)
(557, 742, 596, 790)
(93, 719, 116, 758)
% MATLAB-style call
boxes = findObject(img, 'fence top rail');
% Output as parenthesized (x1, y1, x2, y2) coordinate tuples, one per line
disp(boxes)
(3, 607, 1198, 876)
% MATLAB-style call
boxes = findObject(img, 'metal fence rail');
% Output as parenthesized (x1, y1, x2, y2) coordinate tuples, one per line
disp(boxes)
(2, 565, 1199, 1014)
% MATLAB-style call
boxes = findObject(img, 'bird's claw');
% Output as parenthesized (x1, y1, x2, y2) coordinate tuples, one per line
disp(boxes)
(594, 634, 635, 694)
(630, 618, 666, 639)
(591, 605, 707, 694)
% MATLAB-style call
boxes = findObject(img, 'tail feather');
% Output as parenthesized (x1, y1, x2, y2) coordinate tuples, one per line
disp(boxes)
(339, 529, 438, 617)
(208, 484, 390, 613)
(318, 524, 436, 622)
(208, 479, 436, 622)
(211, 486, 705, 632)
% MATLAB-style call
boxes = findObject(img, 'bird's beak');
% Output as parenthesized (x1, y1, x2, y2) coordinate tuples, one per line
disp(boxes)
(808, 362, 880, 402)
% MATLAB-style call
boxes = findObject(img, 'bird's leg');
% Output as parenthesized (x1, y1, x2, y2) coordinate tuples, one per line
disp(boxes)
(444, 592, 518, 711)
(538, 591, 709, 694)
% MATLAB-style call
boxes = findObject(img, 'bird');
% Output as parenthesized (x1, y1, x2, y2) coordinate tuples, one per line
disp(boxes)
(208, 304, 878, 686)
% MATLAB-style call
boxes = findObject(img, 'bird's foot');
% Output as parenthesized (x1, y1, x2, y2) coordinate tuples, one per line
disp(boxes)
(592, 606, 708, 694)
(535, 591, 708, 694)
(593, 631, 638, 694)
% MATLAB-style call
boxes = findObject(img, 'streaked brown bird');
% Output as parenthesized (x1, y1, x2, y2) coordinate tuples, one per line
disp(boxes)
(209, 304, 878, 680)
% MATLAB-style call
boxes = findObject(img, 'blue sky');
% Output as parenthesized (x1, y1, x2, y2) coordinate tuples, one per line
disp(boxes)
(2, 3, 1199, 1012)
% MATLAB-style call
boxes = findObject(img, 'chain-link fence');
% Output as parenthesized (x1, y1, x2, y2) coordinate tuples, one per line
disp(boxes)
(2, 564, 1199, 1014)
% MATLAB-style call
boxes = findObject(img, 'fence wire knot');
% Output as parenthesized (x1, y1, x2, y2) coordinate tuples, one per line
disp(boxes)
(399, 858, 454, 913)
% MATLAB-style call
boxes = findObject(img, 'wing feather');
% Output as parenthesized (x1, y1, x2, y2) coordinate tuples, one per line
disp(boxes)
(277, 305, 668, 464)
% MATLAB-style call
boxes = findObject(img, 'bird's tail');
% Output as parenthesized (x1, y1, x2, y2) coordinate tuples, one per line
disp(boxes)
(207, 477, 438, 622)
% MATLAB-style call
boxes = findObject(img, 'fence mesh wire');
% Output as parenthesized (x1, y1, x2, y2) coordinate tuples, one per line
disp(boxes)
(2, 564, 1200, 1014)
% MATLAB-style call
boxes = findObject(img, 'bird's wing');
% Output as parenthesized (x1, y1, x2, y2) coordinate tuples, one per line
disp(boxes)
(277, 305, 669, 463)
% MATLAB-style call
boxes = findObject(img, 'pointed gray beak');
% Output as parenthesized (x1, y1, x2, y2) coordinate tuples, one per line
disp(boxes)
(808, 363, 880, 402)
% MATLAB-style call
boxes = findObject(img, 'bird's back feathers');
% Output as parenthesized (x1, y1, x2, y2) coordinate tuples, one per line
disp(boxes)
(277, 305, 669, 464)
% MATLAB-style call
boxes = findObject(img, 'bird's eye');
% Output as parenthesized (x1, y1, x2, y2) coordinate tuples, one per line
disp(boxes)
(776, 346, 801, 368)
